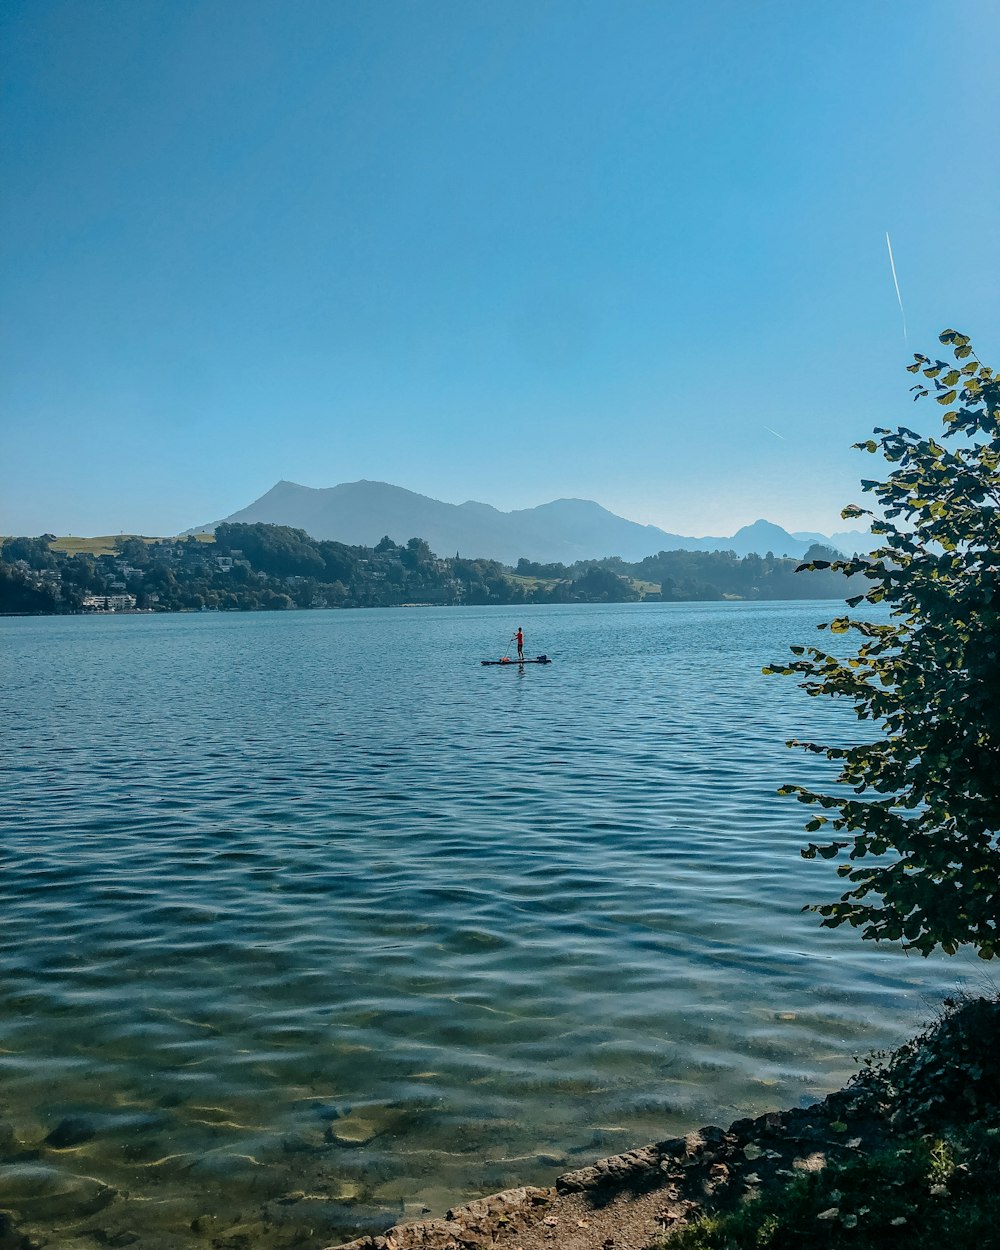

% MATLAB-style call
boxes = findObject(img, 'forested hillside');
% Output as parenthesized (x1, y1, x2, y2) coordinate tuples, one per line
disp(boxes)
(0, 524, 855, 614)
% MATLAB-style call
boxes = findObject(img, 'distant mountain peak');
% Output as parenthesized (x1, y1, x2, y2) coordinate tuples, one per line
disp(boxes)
(459, 499, 502, 514)
(196, 480, 870, 564)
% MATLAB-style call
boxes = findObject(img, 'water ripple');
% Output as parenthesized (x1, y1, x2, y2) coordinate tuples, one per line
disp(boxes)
(0, 603, 976, 1248)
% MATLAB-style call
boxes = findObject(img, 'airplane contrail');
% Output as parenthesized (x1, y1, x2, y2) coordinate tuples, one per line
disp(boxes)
(763, 425, 784, 440)
(885, 231, 908, 346)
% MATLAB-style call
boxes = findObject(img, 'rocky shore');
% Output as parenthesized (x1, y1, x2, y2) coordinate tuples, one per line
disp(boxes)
(328, 1097, 890, 1250)
(329, 995, 1000, 1250)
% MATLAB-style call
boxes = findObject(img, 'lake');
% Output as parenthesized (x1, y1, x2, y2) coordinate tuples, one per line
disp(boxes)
(0, 603, 979, 1249)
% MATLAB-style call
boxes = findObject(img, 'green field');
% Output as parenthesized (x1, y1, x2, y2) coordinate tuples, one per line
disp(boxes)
(506, 572, 663, 598)
(39, 533, 214, 557)
(506, 572, 561, 592)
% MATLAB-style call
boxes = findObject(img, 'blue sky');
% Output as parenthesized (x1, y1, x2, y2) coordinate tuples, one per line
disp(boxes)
(2, 0, 998, 540)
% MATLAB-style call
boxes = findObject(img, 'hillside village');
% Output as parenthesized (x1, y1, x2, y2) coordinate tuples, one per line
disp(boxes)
(0, 523, 854, 615)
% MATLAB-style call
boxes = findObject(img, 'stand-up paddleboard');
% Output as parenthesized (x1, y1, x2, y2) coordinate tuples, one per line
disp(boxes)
(481, 655, 552, 666)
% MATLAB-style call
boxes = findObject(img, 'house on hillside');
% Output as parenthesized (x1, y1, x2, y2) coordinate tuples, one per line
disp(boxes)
(82, 593, 137, 611)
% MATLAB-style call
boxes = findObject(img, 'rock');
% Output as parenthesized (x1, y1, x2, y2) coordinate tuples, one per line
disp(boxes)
(325, 1112, 380, 1147)
(816, 1207, 839, 1220)
(311, 1101, 346, 1120)
(0, 1162, 115, 1219)
(791, 1151, 826, 1172)
(401, 1202, 432, 1220)
(371, 1179, 455, 1214)
(45, 1116, 96, 1149)
(690, 1126, 727, 1150)
(556, 1144, 661, 1193)
(536, 1151, 568, 1168)
(333, 1186, 552, 1250)
(328, 1179, 362, 1202)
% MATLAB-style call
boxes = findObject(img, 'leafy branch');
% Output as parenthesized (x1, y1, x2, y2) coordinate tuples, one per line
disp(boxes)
(764, 331, 1000, 958)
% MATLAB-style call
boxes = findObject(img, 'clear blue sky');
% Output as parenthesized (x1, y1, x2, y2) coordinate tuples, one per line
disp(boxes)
(2, 0, 998, 540)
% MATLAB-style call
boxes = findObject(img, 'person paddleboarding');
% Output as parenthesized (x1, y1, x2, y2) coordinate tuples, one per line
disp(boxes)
(480, 628, 550, 664)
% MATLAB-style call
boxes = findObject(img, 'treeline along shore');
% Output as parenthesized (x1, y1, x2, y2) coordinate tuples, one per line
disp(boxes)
(0, 522, 857, 615)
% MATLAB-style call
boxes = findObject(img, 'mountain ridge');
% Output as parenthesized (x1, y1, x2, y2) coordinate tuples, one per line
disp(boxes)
(194, 480, 872, 564)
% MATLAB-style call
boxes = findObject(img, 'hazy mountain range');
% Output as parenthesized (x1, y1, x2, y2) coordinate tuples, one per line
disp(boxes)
(194, 480, 872, 565)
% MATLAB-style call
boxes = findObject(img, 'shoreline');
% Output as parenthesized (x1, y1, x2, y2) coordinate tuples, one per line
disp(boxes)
(327, 995, 1000, 1250)
(1, 1000, 995, 1248)
(327, 1092, 878, 1250)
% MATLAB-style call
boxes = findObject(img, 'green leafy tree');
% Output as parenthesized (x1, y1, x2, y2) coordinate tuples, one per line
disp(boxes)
(516, 557, 570, 579)
(114, 536, 151, 566)
(401, 536, 433, 570)
(802, 542, 842, 563)
(1, 535, 55, 569)
(318, 540, 357, 583)
(765, 330, 1000, 958)
(215, 522, 324, 578)
(572, 565, 639, 602)
(0, 563, 57, 612)
(62, 553, 97, 588)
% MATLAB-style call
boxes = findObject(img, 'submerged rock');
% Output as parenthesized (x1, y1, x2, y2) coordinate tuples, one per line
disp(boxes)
(45, 1115, 96, 1149)
(325, 1112, 381, 1147)
(0, 1162, 115, 1219)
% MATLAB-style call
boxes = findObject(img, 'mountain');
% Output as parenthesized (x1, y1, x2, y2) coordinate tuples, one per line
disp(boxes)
(794, 528, 877, 554)
(194, 480, 863, 565)
(690, 519, 815, 559)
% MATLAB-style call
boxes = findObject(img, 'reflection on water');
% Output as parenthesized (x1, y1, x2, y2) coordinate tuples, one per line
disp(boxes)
(0, 604, 976, 1247)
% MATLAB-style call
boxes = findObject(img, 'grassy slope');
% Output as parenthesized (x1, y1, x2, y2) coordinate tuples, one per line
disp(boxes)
(42, 534, 214, 556)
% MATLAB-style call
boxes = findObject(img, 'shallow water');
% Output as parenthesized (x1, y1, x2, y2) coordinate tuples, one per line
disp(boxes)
(0, 603, 979, 1247)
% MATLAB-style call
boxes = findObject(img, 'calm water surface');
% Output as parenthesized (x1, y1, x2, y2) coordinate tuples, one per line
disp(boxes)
(0, 604, 979, 1248)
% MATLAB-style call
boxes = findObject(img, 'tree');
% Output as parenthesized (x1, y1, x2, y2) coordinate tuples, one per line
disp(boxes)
(572, 566, 639, 602)
(401, 536, 433, 569)
(114, 536, 151, 567)
(0, 562, 57, 612)
(215, 522, 324, 578)
(318, 540, 357, 583)
(517, 557, 570, 579)
(1, 535, 55, 569)
(765, 330, 1000, 958)
(803, 542, 842, 563)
